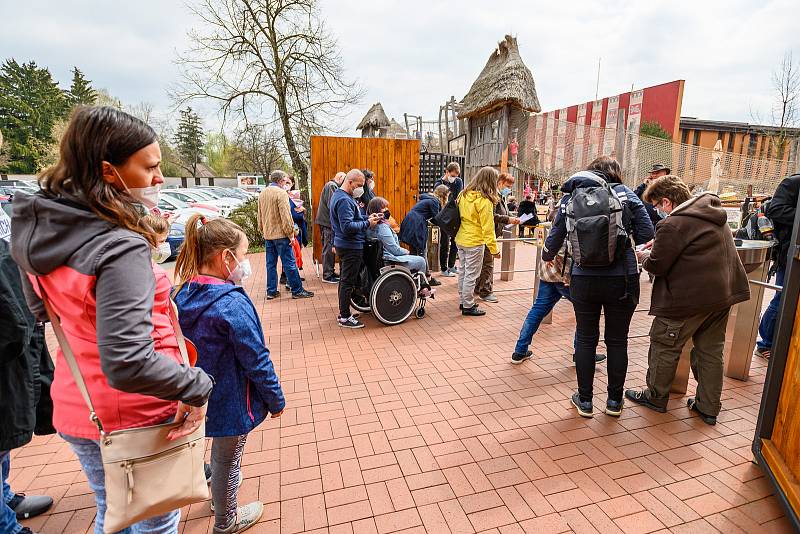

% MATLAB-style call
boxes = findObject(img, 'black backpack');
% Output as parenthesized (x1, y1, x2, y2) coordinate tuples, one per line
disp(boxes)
(433, 196, 461, 236)
(565, 176, 630, 267)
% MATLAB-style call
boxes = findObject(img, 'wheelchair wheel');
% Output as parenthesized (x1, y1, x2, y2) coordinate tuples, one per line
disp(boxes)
(370, 269, 417, 325)
(350, 291, 371, 313)
(415, 307, 426, 319)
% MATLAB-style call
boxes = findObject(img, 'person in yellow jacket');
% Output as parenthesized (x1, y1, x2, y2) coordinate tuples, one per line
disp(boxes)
(455, 166, 500, 316)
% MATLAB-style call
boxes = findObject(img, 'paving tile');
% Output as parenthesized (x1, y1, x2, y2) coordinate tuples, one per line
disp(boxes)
(612, 510, 665, 534)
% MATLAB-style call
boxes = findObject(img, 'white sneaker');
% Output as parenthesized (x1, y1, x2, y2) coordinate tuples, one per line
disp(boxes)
(479, 293, 499, 303)
(338, 316, 365, 329)
(214, 501, 264, 533)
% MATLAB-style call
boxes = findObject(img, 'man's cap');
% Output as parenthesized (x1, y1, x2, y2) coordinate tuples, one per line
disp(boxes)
(650, 163, 671, 174)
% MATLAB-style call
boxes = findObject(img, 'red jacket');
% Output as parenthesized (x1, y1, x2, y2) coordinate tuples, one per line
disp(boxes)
(11, 192, 212, 439)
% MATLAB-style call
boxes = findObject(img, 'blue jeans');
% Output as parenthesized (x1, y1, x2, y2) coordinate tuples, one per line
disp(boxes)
(60, 434, 181, 534)
(757, 267, 786, 351)
(514, 280, 571, 354)
(266, 238, 303, 295)
(392, 254, 427, 274)
(1, 452, 21, 534)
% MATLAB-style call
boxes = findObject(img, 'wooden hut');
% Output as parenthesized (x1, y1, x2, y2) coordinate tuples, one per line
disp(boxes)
(357, 103, 391, 138)
(387, 118, 409, 139)
(459, 35, 541, 178)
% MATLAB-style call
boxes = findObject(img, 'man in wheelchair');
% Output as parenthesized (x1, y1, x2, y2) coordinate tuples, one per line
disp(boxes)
(349, 197, 434, 325)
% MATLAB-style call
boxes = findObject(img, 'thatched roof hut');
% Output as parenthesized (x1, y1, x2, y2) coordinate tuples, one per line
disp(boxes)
(387, 118, 408, 138)
(459, 35, 541, 119)
(357, 103, 391, 136)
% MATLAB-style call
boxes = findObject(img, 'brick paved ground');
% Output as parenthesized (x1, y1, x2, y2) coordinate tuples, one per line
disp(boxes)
(9, 243, 794, 533)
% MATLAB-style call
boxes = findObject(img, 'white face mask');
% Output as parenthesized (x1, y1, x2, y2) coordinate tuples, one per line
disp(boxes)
(447, 175, 456, 184)
(152, 242, 172, 264)
(113, 167, 161, 209)
(225, 250, 252, 285)
(352, 186, 365, 198)
(282, 183, 292, 191)
(368, 181, 375, 191)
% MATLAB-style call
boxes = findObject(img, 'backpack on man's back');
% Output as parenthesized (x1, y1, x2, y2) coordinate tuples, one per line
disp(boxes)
(565, 174, 631, 268)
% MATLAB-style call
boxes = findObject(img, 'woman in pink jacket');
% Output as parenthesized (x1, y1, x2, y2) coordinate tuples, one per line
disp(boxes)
(11, 106, 213, 534)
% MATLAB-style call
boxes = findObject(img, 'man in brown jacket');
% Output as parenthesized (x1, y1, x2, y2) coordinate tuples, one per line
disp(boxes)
(626, 176, 750, 425)
(257, 170, 314, 299)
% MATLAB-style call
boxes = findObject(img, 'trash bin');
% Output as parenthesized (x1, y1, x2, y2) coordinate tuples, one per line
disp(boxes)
(426, 224, 441, 273)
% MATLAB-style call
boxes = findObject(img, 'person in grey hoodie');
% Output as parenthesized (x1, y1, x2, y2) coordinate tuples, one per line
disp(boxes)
(315, 171, 346, 282)
(11, 106, 212, 533)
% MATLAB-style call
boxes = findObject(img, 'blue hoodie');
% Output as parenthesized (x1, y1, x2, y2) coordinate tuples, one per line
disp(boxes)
(543, 171, 654, 277)
(330, 188, 369, 250)
(174, 277, 285, 437)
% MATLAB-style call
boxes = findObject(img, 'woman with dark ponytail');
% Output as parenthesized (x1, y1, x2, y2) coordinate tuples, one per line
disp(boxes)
(11, 106, 213, 533)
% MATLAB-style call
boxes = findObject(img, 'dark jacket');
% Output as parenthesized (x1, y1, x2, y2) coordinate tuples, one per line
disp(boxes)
(543, 172, 654, 276)
(174, 277, 285, 437)
(767, 174, 800, 269)
(289, 197, 308, 246)
(0, 239, 55, 450)
(434, 176, 464, 199)
(517, 200, 540, 226)
(635, 182, 665, 229)
(399, 193, 440, 252)
(493, 197, 511, 237)
(315, 180, 338, 227)
(330, 188, 369, 250)
(643, 193, 750, 319)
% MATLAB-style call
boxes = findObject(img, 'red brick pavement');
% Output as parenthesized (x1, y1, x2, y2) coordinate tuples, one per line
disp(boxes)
(11, 244, 794, 533)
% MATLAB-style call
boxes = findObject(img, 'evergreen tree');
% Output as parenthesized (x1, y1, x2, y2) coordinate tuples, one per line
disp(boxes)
(173, 107, 204, 178)
(67, 67, 97, 107)
(0, 59, 68, 173)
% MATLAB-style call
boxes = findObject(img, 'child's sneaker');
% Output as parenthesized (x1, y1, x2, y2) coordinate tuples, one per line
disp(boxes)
(214, 501, 264, 533)
(338, 315, 364, 329)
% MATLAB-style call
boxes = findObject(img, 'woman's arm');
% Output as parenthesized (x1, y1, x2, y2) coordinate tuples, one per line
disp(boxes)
(377, 224, 409, 257)
(95, 237, 212, 407)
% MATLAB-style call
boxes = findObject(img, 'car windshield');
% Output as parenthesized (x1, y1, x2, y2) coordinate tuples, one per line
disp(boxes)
(159, 196, 190, 209)
(188, 190, 215, 200)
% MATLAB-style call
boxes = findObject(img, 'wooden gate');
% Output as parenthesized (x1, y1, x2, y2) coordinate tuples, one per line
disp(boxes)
(310, 136, 421, 262)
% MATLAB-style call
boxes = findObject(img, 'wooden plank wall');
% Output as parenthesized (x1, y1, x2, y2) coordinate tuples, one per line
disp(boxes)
(310, 136, 421, 263)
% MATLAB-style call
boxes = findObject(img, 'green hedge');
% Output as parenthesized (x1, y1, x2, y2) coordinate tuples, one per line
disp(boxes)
(228, 199, 264, 252)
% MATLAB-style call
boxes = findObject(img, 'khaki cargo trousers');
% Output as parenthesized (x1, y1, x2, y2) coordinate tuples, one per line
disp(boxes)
(645, 308, 731, 416)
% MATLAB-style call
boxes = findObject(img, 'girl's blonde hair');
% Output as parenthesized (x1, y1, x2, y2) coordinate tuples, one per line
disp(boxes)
(141, 213, 171, 237)
(463, 167, 499, 205)
(433, 184, 450, 206)
(174, 214, 246, 288)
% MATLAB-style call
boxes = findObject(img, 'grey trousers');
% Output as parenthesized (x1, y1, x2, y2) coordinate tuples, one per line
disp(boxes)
(457, 244, 485, 308)
(211, 434, 248, 531)
(645, 308, 731, 416)
(321, 225, 336, 278)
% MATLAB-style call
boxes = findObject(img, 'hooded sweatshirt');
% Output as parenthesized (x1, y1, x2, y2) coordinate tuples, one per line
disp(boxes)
(174, 276, 285, 437)
(399, 193, 440, 253)
(643, 192, 750, 319)
(10, 192, 212, 439)
(543, 171, 654, 276)
(455, 190, 498, 255)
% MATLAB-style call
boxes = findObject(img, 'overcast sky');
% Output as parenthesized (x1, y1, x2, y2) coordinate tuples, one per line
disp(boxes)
(1, 0, 797, 133)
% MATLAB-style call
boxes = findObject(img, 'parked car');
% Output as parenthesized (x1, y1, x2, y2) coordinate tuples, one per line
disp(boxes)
(165, 221, 185, 260)
(184, 188, 243, 211)
(156, 195, 219, 224)
(1, 195, 12, 217)
(198, 186, 255, 201)
(160, 190, 230, 217)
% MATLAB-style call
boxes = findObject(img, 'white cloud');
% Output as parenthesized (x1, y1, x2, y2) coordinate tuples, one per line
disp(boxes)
(1, 0, 797, 133)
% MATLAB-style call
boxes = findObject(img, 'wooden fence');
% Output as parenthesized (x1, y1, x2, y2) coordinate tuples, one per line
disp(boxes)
(310, 136, 421, 263)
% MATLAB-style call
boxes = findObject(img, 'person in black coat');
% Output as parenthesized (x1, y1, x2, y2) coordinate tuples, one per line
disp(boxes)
(433, 162, 463, 276)
(0, 238, 56, 530)
(399, 187, 448, 283)
(755, 173, 800, 359)
(516, 194, 540, 237)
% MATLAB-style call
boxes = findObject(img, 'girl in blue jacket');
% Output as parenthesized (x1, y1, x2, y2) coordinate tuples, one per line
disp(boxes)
(174, 214, 285, 534)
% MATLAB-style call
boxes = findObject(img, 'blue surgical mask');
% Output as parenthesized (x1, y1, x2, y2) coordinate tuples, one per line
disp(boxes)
(656, 208, 668, 219)
(500, 187, 511, 197)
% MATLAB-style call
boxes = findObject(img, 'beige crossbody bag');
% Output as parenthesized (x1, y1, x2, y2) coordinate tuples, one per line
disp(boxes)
(36, 278, 208, 533)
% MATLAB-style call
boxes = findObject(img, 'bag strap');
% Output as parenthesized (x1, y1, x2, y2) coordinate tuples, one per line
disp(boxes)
(35, 277, 105, 434)
(167, 300, 191, 367)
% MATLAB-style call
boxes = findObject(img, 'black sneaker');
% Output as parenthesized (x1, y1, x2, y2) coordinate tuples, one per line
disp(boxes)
(511, 351, 533, 364)
(605, 398, 624, 417)
(338, 315, 364, 329)
(292, 289, 314, 299)
(571, 393, 594, 418)
(461, 305, 486, 316)
(624, 389, 667, 413)
(19, 528, 40, 534)
(687, 397, 717, 425)
(266, 291, 280, 300)
(323, 275, 340, 284)
(572, 353, 607, 363)
(428, 277, 441, 286)
(279, 274, 287, 285)
(9, 493, 53, 519)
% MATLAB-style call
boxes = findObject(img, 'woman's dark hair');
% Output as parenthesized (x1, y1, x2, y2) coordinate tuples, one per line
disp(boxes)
(586, 155, 623, 184)
(362, 169, 374, 182)
(39, 106, 158, 243)
(367, 196, 389, 215)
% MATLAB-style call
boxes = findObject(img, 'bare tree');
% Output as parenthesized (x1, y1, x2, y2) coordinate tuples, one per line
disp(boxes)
(753, 51, 800, 162)
(174, 0, 362, 193)
(230, 123, 287, 178)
